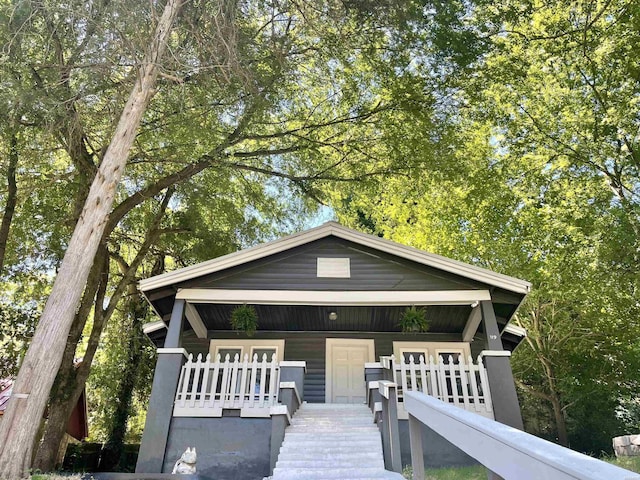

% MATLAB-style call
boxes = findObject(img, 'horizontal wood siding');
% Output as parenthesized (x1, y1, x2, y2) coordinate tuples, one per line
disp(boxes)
(180, 238, 484, 292)
(283, 335, 326, 403)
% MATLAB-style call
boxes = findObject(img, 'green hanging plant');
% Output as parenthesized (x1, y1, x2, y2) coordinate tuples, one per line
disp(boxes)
(399, 305, 429, 333)
(230, 304, 259, 336)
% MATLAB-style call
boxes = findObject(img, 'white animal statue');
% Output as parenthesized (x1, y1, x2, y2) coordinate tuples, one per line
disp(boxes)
(172, 447, 197, 474)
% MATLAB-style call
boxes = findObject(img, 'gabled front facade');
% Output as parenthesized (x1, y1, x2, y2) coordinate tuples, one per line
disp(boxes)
(135, 222, 530, 479)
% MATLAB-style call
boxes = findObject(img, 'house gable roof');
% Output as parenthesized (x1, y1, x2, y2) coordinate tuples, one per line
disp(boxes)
(140, 222, 531, 295)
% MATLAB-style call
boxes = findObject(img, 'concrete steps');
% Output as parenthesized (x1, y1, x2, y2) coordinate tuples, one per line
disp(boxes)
(270, 403, 404, 480)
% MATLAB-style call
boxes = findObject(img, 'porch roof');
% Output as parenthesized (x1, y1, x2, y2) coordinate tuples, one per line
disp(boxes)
(140, 222, 530, 349)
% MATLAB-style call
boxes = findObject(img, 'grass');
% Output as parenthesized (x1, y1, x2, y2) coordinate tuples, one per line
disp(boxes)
(403, 464, 487, 480)
(31, 475, 83, 480)
(605, 455, 640, 473)
(402, 455, 640, 479)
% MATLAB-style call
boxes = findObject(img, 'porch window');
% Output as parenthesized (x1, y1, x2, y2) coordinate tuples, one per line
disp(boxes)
(392, 342, 470, 362)
(215, 346, 243, 361)
(209, 339, 285, 362)
(209, 342, 281, 400)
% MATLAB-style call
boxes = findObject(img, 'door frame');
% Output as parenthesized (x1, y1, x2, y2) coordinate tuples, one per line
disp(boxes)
(325, 338, 375, 403)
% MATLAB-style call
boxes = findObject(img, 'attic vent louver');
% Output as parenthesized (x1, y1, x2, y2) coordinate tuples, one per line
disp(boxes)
(317, 258, 350, 278)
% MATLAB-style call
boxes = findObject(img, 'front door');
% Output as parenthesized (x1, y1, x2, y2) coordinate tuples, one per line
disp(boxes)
(326, 338, 375, 403)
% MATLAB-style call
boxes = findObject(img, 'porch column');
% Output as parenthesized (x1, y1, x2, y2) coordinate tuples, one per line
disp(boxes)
(136, 299, 186, 473)
(481, 300, 523, 430)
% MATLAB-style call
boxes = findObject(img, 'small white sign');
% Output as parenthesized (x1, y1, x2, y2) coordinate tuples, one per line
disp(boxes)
(317, 257, 351, 278)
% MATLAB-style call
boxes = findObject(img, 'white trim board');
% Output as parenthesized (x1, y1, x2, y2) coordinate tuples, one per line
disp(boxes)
(140, 222, 531, 295)
(177, 289, 491, 306)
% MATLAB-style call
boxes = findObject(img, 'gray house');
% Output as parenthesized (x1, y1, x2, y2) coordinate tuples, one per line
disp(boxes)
(135, 222, 530, 479)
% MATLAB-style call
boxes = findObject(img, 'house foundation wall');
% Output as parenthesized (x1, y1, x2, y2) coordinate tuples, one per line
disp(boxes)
(163, 417, 272, 480)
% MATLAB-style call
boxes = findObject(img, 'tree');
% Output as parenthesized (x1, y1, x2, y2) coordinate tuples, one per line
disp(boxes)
(0, 1, 498, 471)
(0, 1, 183, 476)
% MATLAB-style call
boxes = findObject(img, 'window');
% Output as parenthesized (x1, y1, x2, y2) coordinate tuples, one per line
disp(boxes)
(434, 349, 463, 365)
(392, 342, 471, 399)
(251, 347, 278, 362)
(392, 342, 470, 363)
(215, 347, 243, 362)
(208, 340, 284, 400)
(399, 349, 429, 364)
(209, 339, 285, 362)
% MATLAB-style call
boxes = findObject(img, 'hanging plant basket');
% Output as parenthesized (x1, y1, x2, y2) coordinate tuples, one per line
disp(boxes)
(230, 304, 259, 337)
(399, 305, 429, 333)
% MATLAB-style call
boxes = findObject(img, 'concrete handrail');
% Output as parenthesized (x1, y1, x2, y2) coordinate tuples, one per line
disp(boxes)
(404, 390, 640, 480)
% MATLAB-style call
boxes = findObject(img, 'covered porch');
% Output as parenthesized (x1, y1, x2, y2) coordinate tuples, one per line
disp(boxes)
(135, 222, 530, 478)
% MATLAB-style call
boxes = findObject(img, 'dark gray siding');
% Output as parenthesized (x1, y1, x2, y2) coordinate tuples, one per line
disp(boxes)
(179, 237, 485, 292)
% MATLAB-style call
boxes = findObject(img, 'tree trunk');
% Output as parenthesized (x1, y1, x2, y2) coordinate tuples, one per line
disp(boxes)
(33, 191, 173, 472)
(550, 390, 569, 447)
(98, 291, 148, 471)
(0, 130, 18, 273)
(31, 248, 109, 472)
(0, 2, 182, 477)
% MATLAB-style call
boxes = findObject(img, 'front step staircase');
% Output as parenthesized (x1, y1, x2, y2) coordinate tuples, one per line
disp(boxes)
(270, 403, 404, 480)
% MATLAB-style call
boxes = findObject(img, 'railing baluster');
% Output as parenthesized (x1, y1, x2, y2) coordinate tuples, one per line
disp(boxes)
(189, 354, 203, 408)
(409, 355, 417, 392)
(175, 355, 187, 407)
(238, 354, 249, 407)
(390, 354, 399, 385)
(258, 354, 267, 407)
(268, 353, 278, 405)
(400, 355, 409, 398)
(220, 354, 231, 408)
(249, 354, 258, 408)
(199, 354, 211, 408)
(419, 355, 428, 395)
(429, 355, 438, 399)
(478, 355, 493, 414)
(437, 356, 448, 403)
(178, 354, 193, 407)
(229, 353, 240, 408)
(208, 354, 221, 408)
(468, 355, 481, 413)
(448, 355, 459, 406)
(458, 355, 470, 410)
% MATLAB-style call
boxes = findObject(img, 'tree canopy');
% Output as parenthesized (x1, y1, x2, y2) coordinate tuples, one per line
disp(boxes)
(0, 0, 638, 472)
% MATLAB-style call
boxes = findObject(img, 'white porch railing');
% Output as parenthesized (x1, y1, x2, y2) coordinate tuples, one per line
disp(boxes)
(173, 353, 280, 418)
(404, 390, 640, 480)
(380, 354, 493, 418)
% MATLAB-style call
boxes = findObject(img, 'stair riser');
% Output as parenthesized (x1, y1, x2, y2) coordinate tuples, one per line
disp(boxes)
(276, 452, 384, 461)
(272, 404, 392, 480)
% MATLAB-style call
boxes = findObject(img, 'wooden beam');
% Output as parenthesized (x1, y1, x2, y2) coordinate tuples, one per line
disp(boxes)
(185, 302, 207, 339)
(175, 289, 492, 306)
(462, 305, 482, 342)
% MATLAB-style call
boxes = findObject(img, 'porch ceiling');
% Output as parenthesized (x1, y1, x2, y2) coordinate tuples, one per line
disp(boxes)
(191, 303, 472, 333)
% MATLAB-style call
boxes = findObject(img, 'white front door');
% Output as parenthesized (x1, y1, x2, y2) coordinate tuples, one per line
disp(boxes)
(326, 338, 375, 403)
